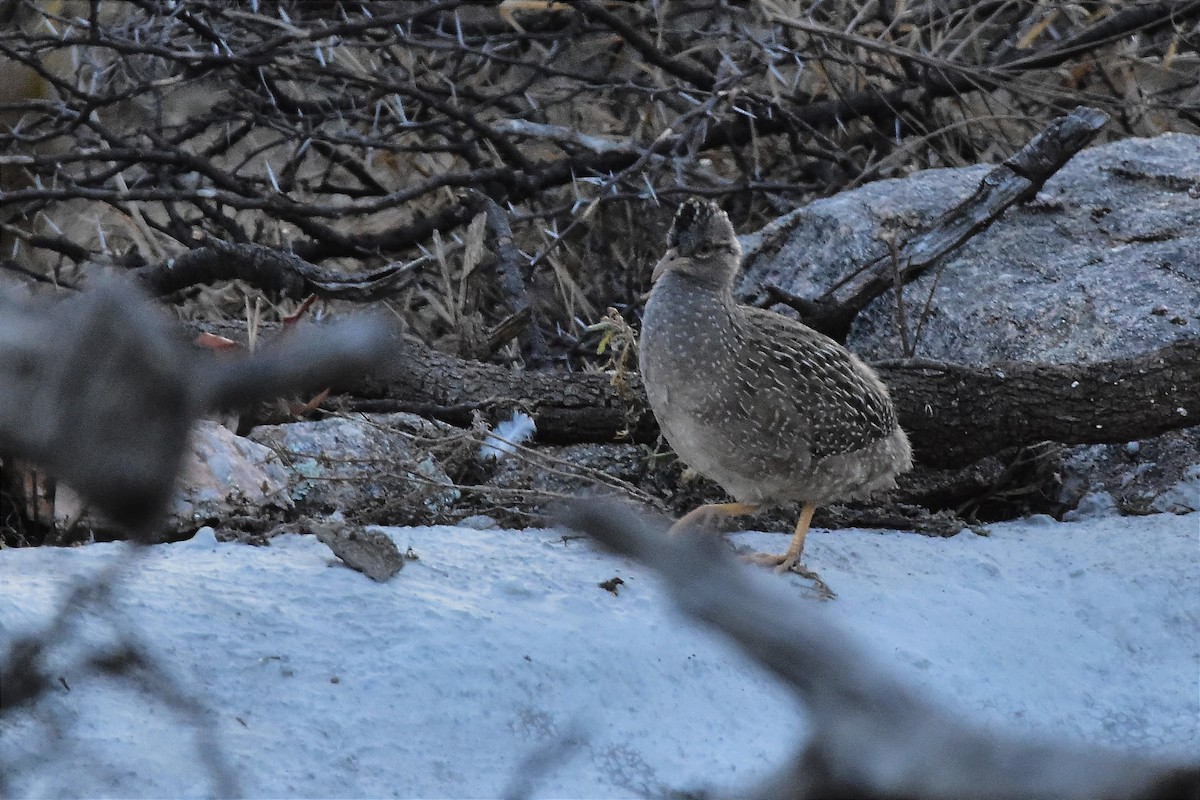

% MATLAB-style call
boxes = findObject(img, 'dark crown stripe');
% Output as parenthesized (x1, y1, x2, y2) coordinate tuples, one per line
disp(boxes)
(668, 197, 719, 248)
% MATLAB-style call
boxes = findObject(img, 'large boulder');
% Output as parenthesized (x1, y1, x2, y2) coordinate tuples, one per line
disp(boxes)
(739, 133, 1199, 365)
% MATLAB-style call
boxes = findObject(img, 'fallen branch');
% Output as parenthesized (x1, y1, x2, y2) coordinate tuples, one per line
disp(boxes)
(133, 240, 420, 301)
(875, 339, 1200, 468)
(344, 332, 1200, 470)
(347, 331, 652, 443)
(556, 499, 1199, 800)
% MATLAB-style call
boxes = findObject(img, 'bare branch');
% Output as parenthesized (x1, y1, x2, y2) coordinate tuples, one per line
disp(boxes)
(133, 240, 419, 300)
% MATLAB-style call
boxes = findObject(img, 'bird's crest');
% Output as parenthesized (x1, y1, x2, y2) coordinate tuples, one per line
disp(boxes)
(668, 198, 728, 256)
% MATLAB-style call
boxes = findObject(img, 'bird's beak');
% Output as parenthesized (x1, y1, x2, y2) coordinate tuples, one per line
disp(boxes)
(651, 249, 680, 283)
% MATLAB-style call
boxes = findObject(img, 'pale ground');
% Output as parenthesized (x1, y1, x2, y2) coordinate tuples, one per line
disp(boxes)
(1, 509, 1197, 798)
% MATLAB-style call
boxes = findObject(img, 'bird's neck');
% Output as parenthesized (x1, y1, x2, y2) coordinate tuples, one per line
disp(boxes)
(654, 268, 735, 299)
(644, 270, 737, 346)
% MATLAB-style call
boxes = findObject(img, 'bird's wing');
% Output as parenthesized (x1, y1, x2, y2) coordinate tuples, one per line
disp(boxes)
(733, 306, 898, 463)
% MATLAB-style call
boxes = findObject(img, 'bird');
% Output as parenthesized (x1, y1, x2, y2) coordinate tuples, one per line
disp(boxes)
(638, 198, 912, 585)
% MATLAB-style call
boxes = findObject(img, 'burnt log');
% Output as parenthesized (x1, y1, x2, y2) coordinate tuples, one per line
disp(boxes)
(347, 332, 655, 444)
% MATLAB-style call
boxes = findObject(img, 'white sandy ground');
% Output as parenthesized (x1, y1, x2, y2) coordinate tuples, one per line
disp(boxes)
(0, 512, 1197, 798)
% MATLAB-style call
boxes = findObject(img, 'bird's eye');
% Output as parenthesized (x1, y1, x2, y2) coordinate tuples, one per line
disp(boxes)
(694, 244, 713, 256)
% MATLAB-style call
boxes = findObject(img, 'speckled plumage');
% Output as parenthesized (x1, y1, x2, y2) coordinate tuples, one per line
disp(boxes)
(640, 199, 912, 573)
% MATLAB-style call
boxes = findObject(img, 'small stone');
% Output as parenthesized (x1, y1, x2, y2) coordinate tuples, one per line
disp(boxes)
(310, 520, 404, 582)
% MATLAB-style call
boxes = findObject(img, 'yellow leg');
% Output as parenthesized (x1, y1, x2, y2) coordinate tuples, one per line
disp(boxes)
(744, 503, 835, 598)
(669, 502, 761, 535)
(778, 502, 815, 571)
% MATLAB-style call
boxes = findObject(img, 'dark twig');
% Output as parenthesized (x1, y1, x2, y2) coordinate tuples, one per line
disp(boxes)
(480, 195, 548, 365)
(572, 2, 717, 92)
(134, 240, 419, 301)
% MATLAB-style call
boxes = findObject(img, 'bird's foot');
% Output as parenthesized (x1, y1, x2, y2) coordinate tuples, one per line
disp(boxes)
(741, 550, 797, 570)
(741, 552, 836, 599)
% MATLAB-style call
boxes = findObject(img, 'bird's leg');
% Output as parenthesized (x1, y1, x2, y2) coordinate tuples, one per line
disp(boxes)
(668, 502, 760, 535)
(744, 503, 835, 598)
(745, 502, 814, 570)
(777, 502, 815, 572)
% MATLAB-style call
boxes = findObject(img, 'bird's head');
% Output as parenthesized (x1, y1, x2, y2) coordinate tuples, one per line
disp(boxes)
(652, 198, 741, 290)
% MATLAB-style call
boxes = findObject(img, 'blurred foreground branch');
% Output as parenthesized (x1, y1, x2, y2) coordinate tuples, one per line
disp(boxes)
(0, 557, 240, 798)
(0, 278, 391, 532)
(556, 499, 1199, 800)
(0, 277, 392, 795)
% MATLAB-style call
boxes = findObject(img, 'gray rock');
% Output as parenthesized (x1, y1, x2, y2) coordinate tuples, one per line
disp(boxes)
(248, 413, 460, 523)
(309, 518, 406, 582)
(168, 420, 294, 529)
(1058, 427, 1200, 516)
(739, 163, 991, 326)
(740, 133, 1199, 366)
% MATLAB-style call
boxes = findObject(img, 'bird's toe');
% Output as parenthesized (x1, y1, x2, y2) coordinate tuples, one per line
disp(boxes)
(742, 551, 836, 598)
(741, 551, 786, 567)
